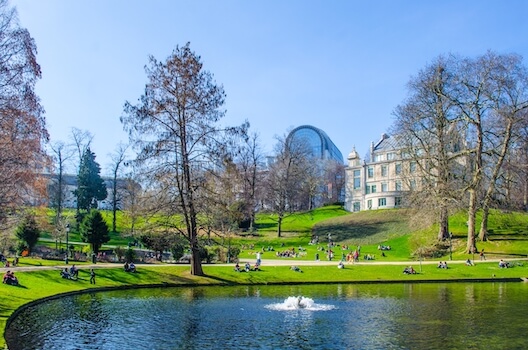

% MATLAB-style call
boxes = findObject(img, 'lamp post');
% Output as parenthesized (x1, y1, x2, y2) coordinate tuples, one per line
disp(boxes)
(449, 232, 453, 261)
(65, 223, 70, 264)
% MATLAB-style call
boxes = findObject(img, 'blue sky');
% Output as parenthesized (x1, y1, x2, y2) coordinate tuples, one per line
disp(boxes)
(11, 0, 528, 173)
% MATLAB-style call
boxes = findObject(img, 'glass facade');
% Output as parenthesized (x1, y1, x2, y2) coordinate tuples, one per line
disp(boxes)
(286, 125, 344, 163)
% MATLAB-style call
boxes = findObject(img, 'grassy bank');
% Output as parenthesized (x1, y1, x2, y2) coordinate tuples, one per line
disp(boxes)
(2, 260, 528, 348)
(5, 206, 525, 348)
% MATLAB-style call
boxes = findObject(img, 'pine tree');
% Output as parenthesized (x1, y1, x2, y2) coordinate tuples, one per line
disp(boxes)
(80, 210, 110, 255)
(74, 148, 107, 211)
(15, 214, 40, 254)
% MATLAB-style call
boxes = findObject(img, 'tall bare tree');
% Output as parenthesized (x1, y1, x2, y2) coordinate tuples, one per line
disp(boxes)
(120, 173, 144, 238)
(394, 52, 528, 253)
(49, 141, 74, 222)
(476, 54, 528, 241)
(504, 116, 528, 210)
(108, 142, 129, 232)
(392, 57, 466, 241)
(236, 132, 265, 231)
(0, 0, 48, 226)
(264, 134, 311, 237)
(121, 43, 247, 276)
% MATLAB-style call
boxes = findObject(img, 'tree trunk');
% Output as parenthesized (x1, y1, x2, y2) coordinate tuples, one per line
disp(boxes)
(190, 235, 204, 276)
(466, 189, 478, 253)
(479, 207, 489, 241)
(438, 205, 449, 241)
(277, 215, 283, 237)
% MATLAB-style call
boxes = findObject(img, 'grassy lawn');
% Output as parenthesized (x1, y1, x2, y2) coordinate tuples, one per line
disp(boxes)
(1, 260, 528, 347)
(3, 205, 526, 347)
(35, 206, 528, 263)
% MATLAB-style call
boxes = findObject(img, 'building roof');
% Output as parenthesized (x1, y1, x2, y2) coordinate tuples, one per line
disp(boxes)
(287, 125, 344, 163)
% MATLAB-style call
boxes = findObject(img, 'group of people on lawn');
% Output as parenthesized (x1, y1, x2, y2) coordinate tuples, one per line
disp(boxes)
(60, 265, 97, 284)
(61, 264, 79, 279)
(235, 251, 261, 272)
(0, 254, 18, 268)
(124, 261, 136, 272)
(234, 262, 261, 272)
(2, 270, 18, 285)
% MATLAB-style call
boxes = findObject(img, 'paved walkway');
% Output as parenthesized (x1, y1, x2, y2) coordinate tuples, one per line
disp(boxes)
(1, 257, 525, 273)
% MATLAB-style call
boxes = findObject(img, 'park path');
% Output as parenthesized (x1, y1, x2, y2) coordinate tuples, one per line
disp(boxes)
(1, 256, 525, 273)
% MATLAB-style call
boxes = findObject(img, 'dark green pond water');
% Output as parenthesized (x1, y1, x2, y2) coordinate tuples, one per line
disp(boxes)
(5, 282, 528, 350)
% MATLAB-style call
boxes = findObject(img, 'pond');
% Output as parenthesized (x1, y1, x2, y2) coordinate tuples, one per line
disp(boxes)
(5, 282, 527, 350)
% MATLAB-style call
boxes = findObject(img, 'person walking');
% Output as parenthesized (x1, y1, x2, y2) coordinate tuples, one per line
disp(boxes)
(90, 269, 96, 284)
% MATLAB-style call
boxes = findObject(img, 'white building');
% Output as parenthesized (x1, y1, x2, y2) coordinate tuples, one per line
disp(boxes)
(344, 134, 406, 212)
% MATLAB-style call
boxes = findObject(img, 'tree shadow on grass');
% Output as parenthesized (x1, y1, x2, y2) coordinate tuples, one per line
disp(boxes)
(96, 269, 205, 285)
(3, 283, 28, 289)
(314, 221, 399, 242)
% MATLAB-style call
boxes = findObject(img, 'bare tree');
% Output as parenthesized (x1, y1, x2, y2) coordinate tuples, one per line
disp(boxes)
(323, 160, 346, 204)
(504, 117, 528, 210)
(120, 174, 144, 238)
(264, 134, 312, 237)
(235, 132, 265, 231)
(394, 52, 528, 253)
(477, 54, 528, 240)
(108, 142, 129, 232)
(49, 141, 74, 221)
(121, 43, 248, 276)
(0, 0, 48, 225)
(392, 57, 466, 241)
(70, 128, 93, 170)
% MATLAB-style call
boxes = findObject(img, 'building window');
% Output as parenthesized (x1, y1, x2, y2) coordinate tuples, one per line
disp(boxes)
(410, 179, 416, 190)
(381, 183, 388, 192)
(374, 154, 384, 162)
(381, 165, 387, 177)
(366, 184, 377, 194)
(353, 170, 361, 189)
(395, 180, 402, 191)
(395, 163, 402, 175)
(378, 198, 386, 207)
(353, 202, 360, 212)
(387, 152, 395, 160)
(367, 167, 374, 178)
(367, 199, 372, 209)
(395, 197, 402, 206)
(371, 185, 376, 193)
(410, 161, 417, 173)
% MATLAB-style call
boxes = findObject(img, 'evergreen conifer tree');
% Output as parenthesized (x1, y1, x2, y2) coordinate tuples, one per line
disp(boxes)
(74, 148, 107, 211)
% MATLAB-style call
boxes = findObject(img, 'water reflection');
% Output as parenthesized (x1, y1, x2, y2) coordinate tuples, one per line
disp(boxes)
(5, 283, 528, 350)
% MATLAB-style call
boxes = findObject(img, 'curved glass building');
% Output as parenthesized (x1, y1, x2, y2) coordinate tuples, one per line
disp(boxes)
(286, 125, 344, 163)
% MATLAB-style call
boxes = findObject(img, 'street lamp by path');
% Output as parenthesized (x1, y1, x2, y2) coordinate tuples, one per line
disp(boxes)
(65, 223, 70, 264)
(449, 232, 453, 261)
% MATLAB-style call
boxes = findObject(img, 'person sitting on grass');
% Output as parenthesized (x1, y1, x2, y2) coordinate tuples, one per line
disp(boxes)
(234, 263, 240, 272)
(437, 261, 448, 269)
(3, 271, 18, 285)
(466, 259, 473, 266)
(403, 266, 416, 274)
(290, 265, 302, 273)
(253, 263, 261, 271)
(499, 259, 509, 268)
(244, 262, 251, 272)
(69, 264, 79, 278)
(338, 261, 344, 269)
(123, 262, 136, 272)
(60, 268, 73, 279)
